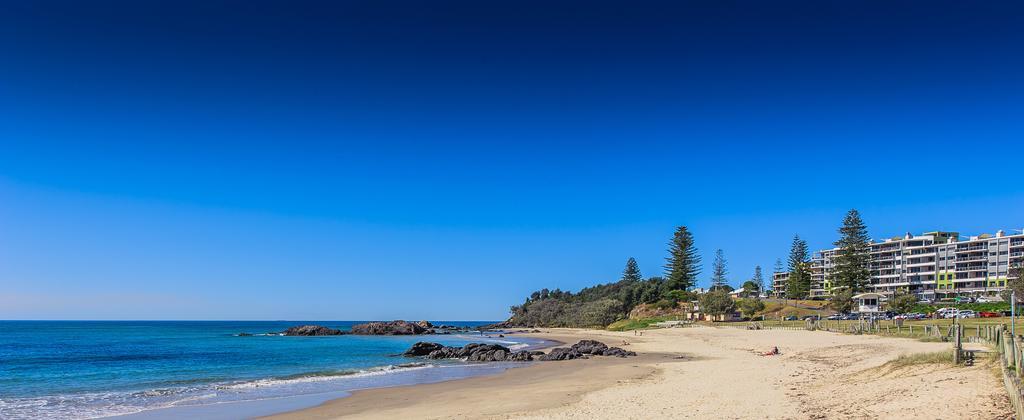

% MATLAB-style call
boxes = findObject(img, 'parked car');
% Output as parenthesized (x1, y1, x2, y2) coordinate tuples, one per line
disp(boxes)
(827, 313, 843, 320)
(977, 296, 1003, 303)
(942, 310, 960, 319)
(802, 315, 820, 321)
(784, 315, 798, 321)
(979, 311, 1002, 318)
(957, 310, 977, 318)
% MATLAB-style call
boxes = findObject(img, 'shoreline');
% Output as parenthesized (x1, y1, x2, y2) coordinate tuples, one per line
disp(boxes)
(268, 326, 1011, 419)
(265, 329, 667, 419)
(105, 331, 555, 420)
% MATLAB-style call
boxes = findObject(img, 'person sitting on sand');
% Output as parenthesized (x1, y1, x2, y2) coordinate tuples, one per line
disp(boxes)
(760, 346, 780, 356)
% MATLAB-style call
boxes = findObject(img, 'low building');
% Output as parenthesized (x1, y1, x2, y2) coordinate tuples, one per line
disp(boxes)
(852, 293, 884, 314)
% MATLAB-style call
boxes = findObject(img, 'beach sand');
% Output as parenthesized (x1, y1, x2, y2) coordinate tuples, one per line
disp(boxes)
(267, 326, 1011, 419)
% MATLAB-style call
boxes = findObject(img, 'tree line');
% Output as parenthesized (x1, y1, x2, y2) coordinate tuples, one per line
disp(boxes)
(508, 226, 769, 327)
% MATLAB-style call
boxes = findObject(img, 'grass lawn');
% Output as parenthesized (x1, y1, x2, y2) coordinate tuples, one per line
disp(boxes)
(606, 316, 686, 331)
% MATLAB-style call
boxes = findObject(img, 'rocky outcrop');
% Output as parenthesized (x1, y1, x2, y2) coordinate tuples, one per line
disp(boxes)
(350, 320, 431, 335)
(567, 339, 636, 357)
(416, 320, 434, 329)
(404, 342, 537, 362)
(281, 325, 345, 336)
(601, 347, 637, 357)
(403, 342, 445, 356)
(537, 347, 586, 361)
(570, 339, 608, 354)
(403, 339, 635, 363)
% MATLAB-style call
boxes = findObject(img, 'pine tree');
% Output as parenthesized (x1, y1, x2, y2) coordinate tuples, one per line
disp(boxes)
(786, 235, 810, 299)
(771, 258, 783, 294)
(833, 209, 871, 293)
(665, 226, 701, 290)
(710, 249, 728, 289)
(752, 265, 764, 296)
(621, 257, 642, 283)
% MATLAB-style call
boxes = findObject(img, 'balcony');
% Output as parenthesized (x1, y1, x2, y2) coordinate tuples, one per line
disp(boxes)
(956, 255, 987, 262)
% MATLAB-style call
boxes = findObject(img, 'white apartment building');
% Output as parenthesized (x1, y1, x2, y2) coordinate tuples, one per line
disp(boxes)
(773, 229, 1023, 301)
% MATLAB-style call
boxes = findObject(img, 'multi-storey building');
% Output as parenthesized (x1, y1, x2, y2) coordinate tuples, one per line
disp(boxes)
(771, 271, 789, 294)
(773, 229, 1023, 300)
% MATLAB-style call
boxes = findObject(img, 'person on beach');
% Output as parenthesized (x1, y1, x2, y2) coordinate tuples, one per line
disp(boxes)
(761, 346, 780, 356)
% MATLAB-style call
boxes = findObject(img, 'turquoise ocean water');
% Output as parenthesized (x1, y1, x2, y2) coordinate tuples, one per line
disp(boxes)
(0, 321, 540, 419)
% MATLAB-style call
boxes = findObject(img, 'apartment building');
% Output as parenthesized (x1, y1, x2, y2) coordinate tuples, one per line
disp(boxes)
(771, 271, 788, 293)
(773, 229, 1024, 300)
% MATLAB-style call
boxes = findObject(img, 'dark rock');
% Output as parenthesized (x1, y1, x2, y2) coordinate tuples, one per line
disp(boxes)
(427, 347, 461, 359)
(508, 351, 534, 361)
(350, 320, 430, 335)
(570, 339, 609, 355)
(281, 325, 345, 336)
(236, 332, 252, 337)
(416, 320, 434, 329)
(404, 342, 445, 357)
(538, 347, 586, 361)
(405, 342, 533, 362)
(602, 347, 637, 357)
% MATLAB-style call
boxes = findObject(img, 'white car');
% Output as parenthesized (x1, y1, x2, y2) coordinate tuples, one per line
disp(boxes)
(957, 310, 977, 318)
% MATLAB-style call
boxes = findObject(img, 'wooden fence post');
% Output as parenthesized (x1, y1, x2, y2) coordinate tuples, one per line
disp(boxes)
(954, 324, 962, 364)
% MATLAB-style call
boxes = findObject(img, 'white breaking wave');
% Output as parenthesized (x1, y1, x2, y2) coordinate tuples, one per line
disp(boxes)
(217, 363, 435, 390)
(0, 363, 437, 420)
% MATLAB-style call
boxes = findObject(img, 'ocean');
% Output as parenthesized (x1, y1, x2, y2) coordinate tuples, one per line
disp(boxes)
(0, 321, 543, 419)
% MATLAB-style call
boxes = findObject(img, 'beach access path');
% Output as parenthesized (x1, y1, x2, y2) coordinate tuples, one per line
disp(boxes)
(268, 325, 1010, 419)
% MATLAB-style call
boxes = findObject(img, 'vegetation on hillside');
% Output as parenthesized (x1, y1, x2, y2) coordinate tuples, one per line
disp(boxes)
(508, 226, 702, 328)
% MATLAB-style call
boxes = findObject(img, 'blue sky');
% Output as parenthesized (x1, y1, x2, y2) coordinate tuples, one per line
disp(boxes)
(1, 0, 1022, 320)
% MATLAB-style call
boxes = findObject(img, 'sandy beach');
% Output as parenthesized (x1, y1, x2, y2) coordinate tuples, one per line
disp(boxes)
(267, 326, 1010, 419)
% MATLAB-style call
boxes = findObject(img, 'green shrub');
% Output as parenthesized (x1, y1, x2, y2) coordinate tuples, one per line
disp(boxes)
(651, 299, 677, 310)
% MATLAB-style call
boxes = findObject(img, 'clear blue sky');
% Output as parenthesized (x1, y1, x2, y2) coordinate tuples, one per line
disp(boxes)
(2, 0, 1022, 320)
